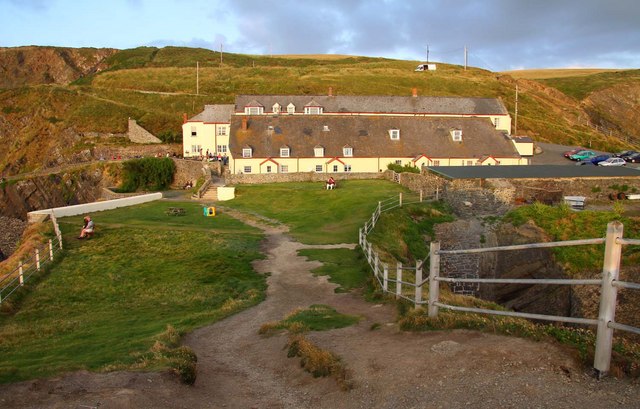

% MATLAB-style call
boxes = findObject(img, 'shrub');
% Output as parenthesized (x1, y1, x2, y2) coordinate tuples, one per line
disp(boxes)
(386, 163, 420, 173)
(119, 157, 176, 192)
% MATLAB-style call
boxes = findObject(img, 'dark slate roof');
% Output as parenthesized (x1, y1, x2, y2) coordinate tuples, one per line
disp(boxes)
(427, 165, 640, 179)
(188, 104, 235, 123)
(234, 95, 508, 115)
(229, 115, 520, 159)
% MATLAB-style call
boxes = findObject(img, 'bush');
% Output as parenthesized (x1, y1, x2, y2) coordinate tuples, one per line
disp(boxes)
(386, 163, 420, 173)
(119, 157, 176, 192)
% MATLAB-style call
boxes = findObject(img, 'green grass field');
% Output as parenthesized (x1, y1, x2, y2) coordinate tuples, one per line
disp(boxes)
(0, 200, 265, 383)
(223, 180, 408, 244)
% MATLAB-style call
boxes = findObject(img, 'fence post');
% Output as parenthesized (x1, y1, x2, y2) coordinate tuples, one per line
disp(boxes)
(383, 264, 389, 292)
(58, 232, 63, 249)
(415, 260, 423, 309)
(374, 252, 380, 277)
(19, 261, 24, 286)
(436, 186, 440, 201)
(399, 193, 403, 207)
(367, 241, 373, 264)
(49, 239, 54, 261)
(35, 248, 41, 271)
(429, 241, 441, 318)
(594, 221, 624, 377)
(359, 228, 363, 246)
(396, 262, 403, 299)
(420, 190, 423, 203)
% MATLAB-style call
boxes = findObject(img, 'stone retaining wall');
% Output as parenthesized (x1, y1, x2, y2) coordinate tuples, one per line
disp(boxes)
(225, 171, 384, 185)
(383, 171, 447, 194)
(172, 159, 220, 188)
(127, 119, 162, 144)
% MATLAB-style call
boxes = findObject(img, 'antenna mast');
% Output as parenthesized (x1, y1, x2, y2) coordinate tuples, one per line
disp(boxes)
(514, 83, 519, 135)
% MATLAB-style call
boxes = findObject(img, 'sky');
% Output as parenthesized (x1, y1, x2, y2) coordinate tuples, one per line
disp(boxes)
(1, 0, 640, 72)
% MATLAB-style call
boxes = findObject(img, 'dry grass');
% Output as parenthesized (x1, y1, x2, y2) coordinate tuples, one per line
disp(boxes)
(0, 222, 52, 278)
(501, 68, 624, 80)
(286, 334, 353, 390)
(272, 54, 359, 60)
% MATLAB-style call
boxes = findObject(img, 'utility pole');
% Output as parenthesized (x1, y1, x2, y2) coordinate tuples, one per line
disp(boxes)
(426, 44, 429, 63)
(196, 61, 199, 95)
(514, 83, 519, 135)
(220, 43, 223, 66)
(464, 46, 468, 70)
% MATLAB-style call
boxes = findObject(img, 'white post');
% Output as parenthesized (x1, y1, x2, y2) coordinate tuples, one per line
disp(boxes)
(415, 260, 423, 309)
(594, 221, 624, 377)
(58, 233, 63, 249)
(436, 186, 440, 201)
(19, 261, 24, 286)
(396, 262, 403, 299)
(420, 190, 423, 202)
(429, 242, 441, 317)
(374, 252, 380, 277)
(49, 239, 54, 261)
(399, 192, 403, 207)
(383, 264, 389, 292)
(35, 248, 40, 271)
(367, 241, 373, 264)
(359, 228, 363, 246)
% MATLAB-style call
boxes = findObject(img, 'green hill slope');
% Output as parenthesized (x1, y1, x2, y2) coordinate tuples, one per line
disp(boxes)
(0, 46, 638, 176)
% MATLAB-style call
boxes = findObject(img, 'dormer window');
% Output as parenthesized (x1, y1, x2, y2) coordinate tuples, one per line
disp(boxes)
(389, 129, 400, 140)
(304, 100, 323, 115)
(272, 103, 281, 114)
(451, 129, 463, 142)
(242, 147, 253, 158)
(280, 146, 290, 157)
(314, 145, 324, 157)
(323, 125, 330, 132)
(245, 106, 264, 115)
(287, 103, 295, 114)
(343, 146, 353, 157)
(494, 118, 500, 128)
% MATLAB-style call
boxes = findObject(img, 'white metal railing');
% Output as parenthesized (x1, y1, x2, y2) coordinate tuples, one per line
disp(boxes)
(359, 200, 640, 377)
(0, 214, 63, 305)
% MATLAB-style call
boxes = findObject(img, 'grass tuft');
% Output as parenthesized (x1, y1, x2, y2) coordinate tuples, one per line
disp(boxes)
(286, 334, 353, 390)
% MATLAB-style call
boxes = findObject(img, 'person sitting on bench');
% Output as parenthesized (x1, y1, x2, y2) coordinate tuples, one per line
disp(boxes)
(326, 177, 336, 190)
(78, 216, 94, 239)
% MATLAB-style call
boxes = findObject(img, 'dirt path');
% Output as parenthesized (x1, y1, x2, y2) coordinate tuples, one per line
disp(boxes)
(1, 210, 639, 408)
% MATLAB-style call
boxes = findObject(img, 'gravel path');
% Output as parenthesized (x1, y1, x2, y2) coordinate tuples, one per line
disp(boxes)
(1, 209, 639, 408)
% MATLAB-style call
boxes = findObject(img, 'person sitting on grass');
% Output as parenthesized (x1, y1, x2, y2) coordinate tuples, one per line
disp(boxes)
(326, 177, 336, 190)
(78, 216, 94, 239)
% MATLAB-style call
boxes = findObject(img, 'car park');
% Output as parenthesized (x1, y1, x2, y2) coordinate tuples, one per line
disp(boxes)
(598, 157, 626, 166)
(590, 154, 611, 165)
(613, 150, 635, 158)
(569, 150, 596, 161)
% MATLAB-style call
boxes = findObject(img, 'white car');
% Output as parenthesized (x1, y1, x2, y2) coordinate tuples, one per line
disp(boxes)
(598, 157, 626, 166)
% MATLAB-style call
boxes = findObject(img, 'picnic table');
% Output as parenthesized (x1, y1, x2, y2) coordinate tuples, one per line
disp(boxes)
(165, 207, 186, 216)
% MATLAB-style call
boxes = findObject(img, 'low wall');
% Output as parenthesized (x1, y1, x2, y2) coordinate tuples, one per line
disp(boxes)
(225, 172, 384, 185)
(384, 171, 447, 193)
(496, 177, 640, 202)
(27, 193, 162, 222)
(217, 186, 235, 201)
(173, 159, 217, 188)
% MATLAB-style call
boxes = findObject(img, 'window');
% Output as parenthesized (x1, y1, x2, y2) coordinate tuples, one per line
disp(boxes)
(314, 146, 324, 157)
(466, 160, 474, 166)
(452, 130, 463, 142)
(433, 160, 440, 166)
(272, 103, 281, 114)
(191, 145, 201, 154)
(304, 106, 323, 115)
(315, 165, 323, 172)
(287, 103, 295, 114)
(217, 126, 227, 136)
(191, 126, 197, 136)
(243, 166, 252, 173)
(280, 165, 288, 173)
(217, 145, 227, 153)
(244, 106, 263, 115)
(395, 160, 402, 165)
(323, 125, 330, 132)
(280, 147, 290, 157)
(389, 129, 400, 140)
(344, 164, 352, 172)
(333, 165, 338, 172)
(343, 147, 353, 157)
(242, 148, 252, 158)
(266, 165, 272, 173)
(494, 118, 500, 128)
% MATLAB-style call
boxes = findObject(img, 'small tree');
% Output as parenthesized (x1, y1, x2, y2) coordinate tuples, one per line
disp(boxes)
(120, 157, 176, 192)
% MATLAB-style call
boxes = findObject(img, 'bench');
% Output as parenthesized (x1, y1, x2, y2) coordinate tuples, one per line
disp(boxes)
(165, 207, 186, 216)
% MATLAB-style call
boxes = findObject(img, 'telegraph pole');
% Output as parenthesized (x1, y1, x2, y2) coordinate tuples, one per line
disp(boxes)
(426, 44, 429, 63)
(196, 61, 199, 95)
(220, 43, 223, 66)
(464, 46, 468, 70)
(514, 83, 519, 135)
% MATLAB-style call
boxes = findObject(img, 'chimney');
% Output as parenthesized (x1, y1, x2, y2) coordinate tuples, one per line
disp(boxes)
(242, 117, 248, 131)
(182, 113, 188, 123)
(412, 87, 418, 97)
(328, 86, 333, 97)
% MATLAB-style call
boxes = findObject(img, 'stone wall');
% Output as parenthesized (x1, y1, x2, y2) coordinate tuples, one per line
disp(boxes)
(383, 171, 447, 194)
(127, 119, 162, 144)
(493, 177, 640, 202)
(225, 171, 384, 185)
(93, 144, 181, 161)
(443, 187, 513, 218)
(172, 159, 219, 188)
(0, 216, 27, 258)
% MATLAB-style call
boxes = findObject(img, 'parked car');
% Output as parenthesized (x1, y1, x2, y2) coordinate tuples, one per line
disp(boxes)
(590, 154, 611, 165)
(598, 157, 626, 166)
(569, 150, 596, 161)
(620, 151, 639, 160)
(564, 147, 586, 158)
(625, 153, 640, 163)
(613, 150, 635, 158)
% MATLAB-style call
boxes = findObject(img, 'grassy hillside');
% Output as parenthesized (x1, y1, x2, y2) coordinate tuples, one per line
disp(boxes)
(1, 46, 638, 176)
